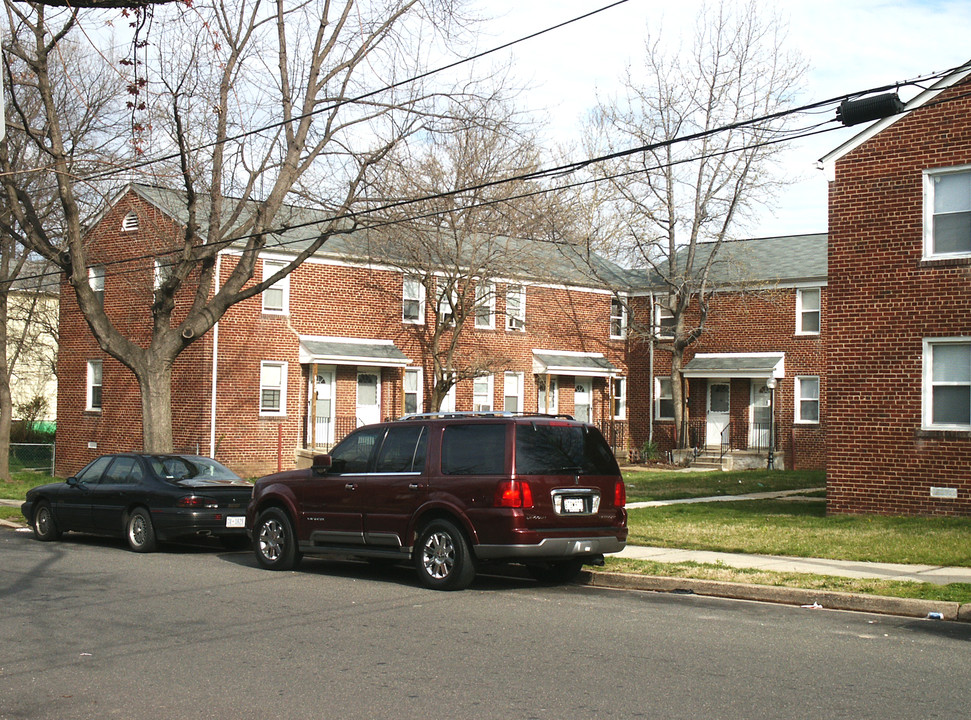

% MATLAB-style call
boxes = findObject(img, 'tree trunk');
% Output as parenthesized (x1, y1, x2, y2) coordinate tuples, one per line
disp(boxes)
(0, 292, 10, 481)
(671, 350, 686, 450)
(138, 365, 174, 454)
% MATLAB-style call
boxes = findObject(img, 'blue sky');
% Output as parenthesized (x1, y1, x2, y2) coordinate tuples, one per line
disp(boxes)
(473, 0, 971, 237)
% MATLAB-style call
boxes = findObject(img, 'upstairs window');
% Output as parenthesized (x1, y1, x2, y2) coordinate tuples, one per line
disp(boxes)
(655, 303, 675, 339)
(86, 360, 103, 411)
(610, 297, 627, 339)
(261, 259, 289, 314)
(796, 288, 821, 335)
(402, 276, 425, 324)
(438, 285, 458, 327)
(88, 265, 105, 308)
(924, 339, 971, 428)
(475, 282, 495, 329)
(925, 168, 971, 258)
(122, 212, 139, 232)
(506, 285, 525, 331)
(154, 259, 175, 292)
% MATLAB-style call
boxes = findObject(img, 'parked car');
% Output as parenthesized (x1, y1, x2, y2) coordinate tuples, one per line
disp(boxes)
(247, 413, 628, 590)
(21, 454, 253, 552)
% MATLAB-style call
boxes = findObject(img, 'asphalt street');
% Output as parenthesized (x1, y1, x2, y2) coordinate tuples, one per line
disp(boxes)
(2, 528, 970, 720)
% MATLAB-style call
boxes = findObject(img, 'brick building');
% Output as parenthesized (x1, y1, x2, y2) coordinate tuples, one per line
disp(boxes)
(626, 234, 828, 471)
(57, 185, 632, 478)
(820, 65, 971, 516)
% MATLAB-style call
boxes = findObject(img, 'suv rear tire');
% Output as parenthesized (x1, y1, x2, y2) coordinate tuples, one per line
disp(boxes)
(253, 507, 301, 570)
(414, 519, 475, 591)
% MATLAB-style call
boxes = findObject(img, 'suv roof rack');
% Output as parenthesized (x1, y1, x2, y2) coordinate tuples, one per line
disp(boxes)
(395, 411, 576, 422)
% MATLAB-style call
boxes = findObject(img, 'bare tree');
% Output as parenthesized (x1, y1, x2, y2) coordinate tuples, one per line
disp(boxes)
(365, 97, 558, 411)
(2, 0, 479, 452)
(587, 0, 804, 446)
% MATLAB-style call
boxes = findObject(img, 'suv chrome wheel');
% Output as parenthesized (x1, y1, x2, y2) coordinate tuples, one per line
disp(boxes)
(414, 519, 475, 591)
(254, 508, 301, 570)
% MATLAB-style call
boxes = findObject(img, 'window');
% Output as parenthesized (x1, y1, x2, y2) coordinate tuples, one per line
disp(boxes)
(402, 276, 425, 324)
(924, 339, 971, 428)
(261, 259, 289, 314)
(925, 168, 971, 258)
(475, 282, 495, 329)
(655, 303, 674, 338)
(404, 368, 422, 415)
(537, 377, 558, 414)
(442, 424, 506, 475)
(515, 424, 619, 476)
(88, 265, 105, 307)
(329, 427, 385, 474)
(611, 377, 627, 419)
(86, 360, 103, 412)
(260, 361, 287, 415)
(655, 377, 674, 420)
(473, 375, 493, 412)
(795, 376, 820, 424)
(122, 211, 139, 232)
(154, 259, 175, 292)
(796, 288, 821, 335)
(503, 372, 523, 413)
(610, 297, 627, 339)
(506, 285, 525, 331)
(438, 285, 458, 326)
(374, 425, 427, 473)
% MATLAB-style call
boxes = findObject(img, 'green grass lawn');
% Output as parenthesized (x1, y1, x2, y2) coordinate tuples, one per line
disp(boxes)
(623, 468, 825, 502)
(0, 471, 54, 500)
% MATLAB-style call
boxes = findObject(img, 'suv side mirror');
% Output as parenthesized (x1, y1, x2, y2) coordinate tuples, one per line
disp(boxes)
(311, 454, 332, 476)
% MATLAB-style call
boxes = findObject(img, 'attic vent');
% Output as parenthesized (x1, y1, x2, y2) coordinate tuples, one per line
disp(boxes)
(122, 212, 139, 232)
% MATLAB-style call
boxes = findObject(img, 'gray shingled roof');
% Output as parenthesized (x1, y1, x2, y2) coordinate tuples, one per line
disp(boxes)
(130, 184, 628, 291)
(532, 351, 619, 377)
(298, 337, 410, 367)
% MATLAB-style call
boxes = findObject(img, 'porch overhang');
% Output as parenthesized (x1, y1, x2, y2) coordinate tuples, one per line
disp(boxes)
(298, 336, 411, 368)
(682, 353, 784, 379)
(532, 350, 619, 378)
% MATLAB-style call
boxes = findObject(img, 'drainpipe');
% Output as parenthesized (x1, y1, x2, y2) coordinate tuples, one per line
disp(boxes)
(209, 253, 222, 459)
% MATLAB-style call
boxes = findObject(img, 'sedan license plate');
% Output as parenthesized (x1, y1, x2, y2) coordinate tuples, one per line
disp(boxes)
(563, 497, 585, 513)
(225, 516, 245, 528)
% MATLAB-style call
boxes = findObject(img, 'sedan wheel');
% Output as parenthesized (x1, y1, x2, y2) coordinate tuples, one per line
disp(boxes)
(414, 519, 475, 591)
(126, 508, 158, 553)
(254, 508, 300, 570)
(32, 502, 62, 542)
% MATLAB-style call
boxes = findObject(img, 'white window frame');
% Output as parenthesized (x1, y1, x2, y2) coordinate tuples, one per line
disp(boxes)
(537, 376, 558, 414)
(794, 376, 820, 424)
(88, 265, 105, 306)
(611, 377, 627, 419)
(404, 367, 423, 415)
(503, 372, 524, 413)
(923, 338, 971, 429)
(923, 166, 971, 259)
(796, 287, 821, 335)
(655, 303, 674, 339)
(473, 374, 494, 412)
(610, 297, 627, 339)
(506, 285, 525, 332)
(438, 285, 458, 327)
(86, 360, 103, 412)
(655, 377, 674, 420)
(402, 276, 425, 324)
(122, 211, 139, 232)
(261, 259, 289, 314)
(474, 281, 495, 329)
(260, 361, 288, 416)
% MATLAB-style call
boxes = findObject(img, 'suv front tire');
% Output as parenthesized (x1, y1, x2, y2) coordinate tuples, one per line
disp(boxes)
(414, 519, 475, 591)
(254, 507, 302, 570)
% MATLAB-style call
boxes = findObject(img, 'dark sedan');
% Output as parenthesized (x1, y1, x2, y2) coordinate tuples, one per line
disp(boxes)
(21, 454, 253, 552)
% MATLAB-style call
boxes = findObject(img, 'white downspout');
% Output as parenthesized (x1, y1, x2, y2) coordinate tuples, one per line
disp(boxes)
(209, 253, 222, 458)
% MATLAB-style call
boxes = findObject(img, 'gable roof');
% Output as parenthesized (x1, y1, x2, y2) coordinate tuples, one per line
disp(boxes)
(819, 61, 971, 175)
(627, 233, 828, 292)
(125, 184, 628, 291)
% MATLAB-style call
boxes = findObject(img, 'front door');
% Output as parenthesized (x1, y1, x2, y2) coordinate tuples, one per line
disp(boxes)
(574, 378, 592, 423)
(750, 381, 772, 450)
(706, 382, 731, 447)
(357, 370, 381, 426)
(309, 367, 335, 447)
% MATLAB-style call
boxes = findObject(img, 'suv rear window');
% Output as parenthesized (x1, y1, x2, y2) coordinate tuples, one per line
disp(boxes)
(441, 424, 506, 475)
(514, 423, 620, 476)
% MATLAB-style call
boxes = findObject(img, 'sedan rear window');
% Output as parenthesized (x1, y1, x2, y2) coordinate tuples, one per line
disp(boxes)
(148, 456, 241, 482)
(515, 423, 620, 476)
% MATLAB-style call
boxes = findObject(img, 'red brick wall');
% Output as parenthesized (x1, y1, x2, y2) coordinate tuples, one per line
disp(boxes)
(827, 77, 971, 516)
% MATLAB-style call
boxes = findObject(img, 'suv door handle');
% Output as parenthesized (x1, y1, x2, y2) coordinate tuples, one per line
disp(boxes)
(345, 483, 358, 491)
(408, 483, 425, 491)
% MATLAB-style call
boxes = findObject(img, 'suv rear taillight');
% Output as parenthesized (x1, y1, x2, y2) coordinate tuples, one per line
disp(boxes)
(614, 481, 626, 508)
(494, 480, 533, 508)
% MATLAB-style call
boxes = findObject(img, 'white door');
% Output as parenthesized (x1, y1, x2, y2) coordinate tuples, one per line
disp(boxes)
(574, 378, 592, 423)
(750, 381, 771, 449)
(357, 370, 381, 426)
(309, 367, 336, 446)
(706, 382, 730, 447)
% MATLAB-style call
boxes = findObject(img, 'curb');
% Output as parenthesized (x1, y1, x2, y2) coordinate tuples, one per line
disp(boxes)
(580, 571, 971, 622)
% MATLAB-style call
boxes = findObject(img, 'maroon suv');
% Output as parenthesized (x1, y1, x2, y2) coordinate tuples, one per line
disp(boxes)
(246, 413, 628, 590)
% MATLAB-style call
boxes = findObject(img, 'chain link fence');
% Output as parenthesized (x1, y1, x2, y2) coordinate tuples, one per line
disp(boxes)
(10, 443, 55, 475)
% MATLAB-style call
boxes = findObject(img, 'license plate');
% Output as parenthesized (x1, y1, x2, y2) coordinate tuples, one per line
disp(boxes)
(225, 516, 245, 528)
(563, 497, 585, 513)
